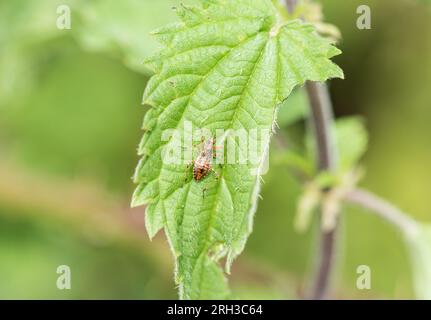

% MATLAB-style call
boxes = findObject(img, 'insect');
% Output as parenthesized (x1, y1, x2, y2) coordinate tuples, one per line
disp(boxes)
(188, 137, 220, 181)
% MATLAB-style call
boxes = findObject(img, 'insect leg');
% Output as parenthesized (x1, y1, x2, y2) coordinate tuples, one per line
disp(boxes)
(210, 168, 220, 180)
(186, 160, 194, 169)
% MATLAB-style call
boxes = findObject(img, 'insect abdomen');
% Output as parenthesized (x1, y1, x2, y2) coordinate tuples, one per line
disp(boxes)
(193, 162, 211, 181)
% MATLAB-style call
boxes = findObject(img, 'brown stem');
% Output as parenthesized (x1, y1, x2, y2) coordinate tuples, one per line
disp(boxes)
(284, 0, 298, 14)
(306, 82, 339, 300)
(282, 0, 340, 300)
(305, 82, 337, 171)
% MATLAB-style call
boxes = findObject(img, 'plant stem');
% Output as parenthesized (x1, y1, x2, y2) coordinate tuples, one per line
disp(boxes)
(283, 0, 340, 300)
(284, 0, 298, 14)
(306, 82, 339, 300)
(305, 82, 337, 171)
(344, 188, 419, 239)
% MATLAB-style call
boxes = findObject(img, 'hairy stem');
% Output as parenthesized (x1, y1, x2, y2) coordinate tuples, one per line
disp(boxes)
(344, 188, 419, 239)
(283, 0, 340, 300)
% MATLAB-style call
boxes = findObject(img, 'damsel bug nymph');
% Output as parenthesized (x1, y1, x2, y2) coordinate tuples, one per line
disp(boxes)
(193, 137, 218, 181)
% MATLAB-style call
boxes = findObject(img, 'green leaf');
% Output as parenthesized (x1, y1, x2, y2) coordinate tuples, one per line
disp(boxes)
(334, 117, 368, 172)
(75, 0, 179, 74)
(275, 149, 314, 178)
(406, 224, 431, 299)
(276, 88, 309, 127)
(305, 116, 368, 177)
(132, 0, 343, 299)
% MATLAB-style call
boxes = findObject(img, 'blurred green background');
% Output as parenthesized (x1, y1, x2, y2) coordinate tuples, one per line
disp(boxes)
(0, 0, 430, 299)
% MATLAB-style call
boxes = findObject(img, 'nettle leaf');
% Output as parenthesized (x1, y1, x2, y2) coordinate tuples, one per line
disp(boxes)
(132, 0, 343, 299)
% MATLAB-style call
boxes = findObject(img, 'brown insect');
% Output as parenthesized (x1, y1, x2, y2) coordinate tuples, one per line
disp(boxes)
(191, 137, 219, 181)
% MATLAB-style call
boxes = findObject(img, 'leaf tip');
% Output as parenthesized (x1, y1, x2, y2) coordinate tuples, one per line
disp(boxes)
(130, 195, 144, 209)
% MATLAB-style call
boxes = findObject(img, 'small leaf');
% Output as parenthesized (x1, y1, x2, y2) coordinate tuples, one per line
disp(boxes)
(300, 0, 342, 42)
(334, 117, 368, 172)
(133, 0, 343, 299)
(306, 116, 368, 176)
